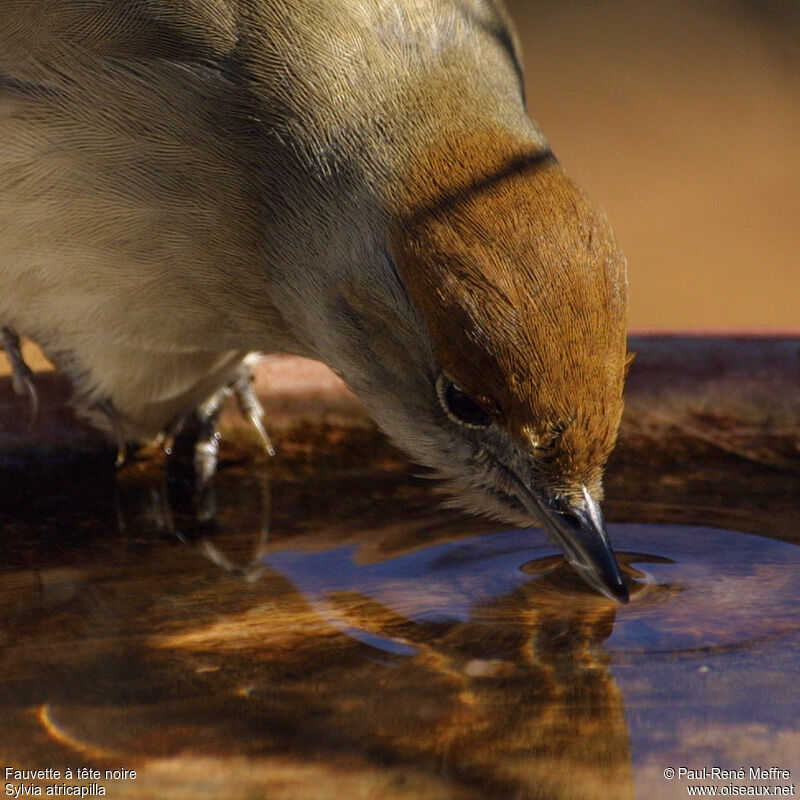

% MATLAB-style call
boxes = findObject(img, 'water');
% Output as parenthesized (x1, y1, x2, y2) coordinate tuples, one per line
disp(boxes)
(1, 445, 799, 799)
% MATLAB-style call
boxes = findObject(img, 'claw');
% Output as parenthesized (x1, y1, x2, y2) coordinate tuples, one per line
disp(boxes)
(158, 356, 272, 521)
(233, 369, 275, 457)
(1, 327, 39, 428)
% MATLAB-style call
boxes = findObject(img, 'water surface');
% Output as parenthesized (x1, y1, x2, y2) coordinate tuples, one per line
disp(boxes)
(1, 441, 799, 799)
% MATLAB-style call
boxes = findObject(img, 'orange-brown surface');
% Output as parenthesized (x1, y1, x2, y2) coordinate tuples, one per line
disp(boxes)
(2, 391, 800, 800)
(507, 0, 799, 329)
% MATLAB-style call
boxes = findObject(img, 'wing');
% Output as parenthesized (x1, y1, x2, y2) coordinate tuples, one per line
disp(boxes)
(0, 1, 281, 357)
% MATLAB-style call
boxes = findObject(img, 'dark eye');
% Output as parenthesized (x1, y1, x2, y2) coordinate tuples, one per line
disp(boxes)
(436, 373, 492, 428)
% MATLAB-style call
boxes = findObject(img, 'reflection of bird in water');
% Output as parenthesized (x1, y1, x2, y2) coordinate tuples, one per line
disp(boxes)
(1, 466, 635, 799)
(1, 0, 630, 599)
(144, 477, 637, 800)
(256, 557, 635, 800)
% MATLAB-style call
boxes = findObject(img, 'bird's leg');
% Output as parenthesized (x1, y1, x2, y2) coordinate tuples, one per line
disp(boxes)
(163, 393, 226, 523)
(0, 327, 39, 426)
(232, 364, 275, 457)
(162, 358, 273, 520)
(95, 399, 129, 467)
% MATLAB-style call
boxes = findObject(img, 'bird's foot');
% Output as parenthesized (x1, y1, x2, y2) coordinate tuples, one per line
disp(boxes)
(160, 357, 273, 520)
(1, 327, 39, 427)
(231, 362, 275, 457)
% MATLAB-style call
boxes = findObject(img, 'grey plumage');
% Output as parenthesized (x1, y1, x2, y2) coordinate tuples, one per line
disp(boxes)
(1, 1, 630, 599)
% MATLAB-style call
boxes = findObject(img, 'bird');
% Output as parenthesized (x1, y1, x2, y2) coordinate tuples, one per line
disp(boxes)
(0, 1, 630, 601)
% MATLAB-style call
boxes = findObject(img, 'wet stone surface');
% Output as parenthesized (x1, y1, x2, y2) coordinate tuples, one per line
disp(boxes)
(1, 426, 800, 799)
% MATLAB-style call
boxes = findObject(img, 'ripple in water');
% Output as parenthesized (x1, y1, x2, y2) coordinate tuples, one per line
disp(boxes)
(262, 524, 800, 657)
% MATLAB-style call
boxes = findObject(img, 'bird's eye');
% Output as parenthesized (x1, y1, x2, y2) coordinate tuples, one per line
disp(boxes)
(436, 373, 492, 428)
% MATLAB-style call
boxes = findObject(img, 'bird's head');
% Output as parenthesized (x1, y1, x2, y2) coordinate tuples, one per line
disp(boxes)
(321, 136, 629, 600)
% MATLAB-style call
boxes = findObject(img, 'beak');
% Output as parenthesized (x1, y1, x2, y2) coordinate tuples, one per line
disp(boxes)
(526, 486, 630, 603)
(497, 464, 629, 602)
(533, 486, 629, 603)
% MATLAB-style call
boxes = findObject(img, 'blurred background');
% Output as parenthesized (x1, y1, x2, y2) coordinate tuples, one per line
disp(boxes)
(2, 0, 798, 383)
(505, 0, 799, 330)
